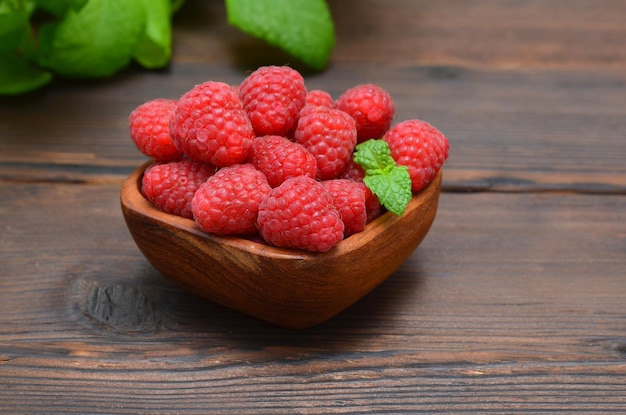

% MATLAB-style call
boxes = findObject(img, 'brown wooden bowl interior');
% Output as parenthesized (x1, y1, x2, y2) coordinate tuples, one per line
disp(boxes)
(120, 162, 442, 329)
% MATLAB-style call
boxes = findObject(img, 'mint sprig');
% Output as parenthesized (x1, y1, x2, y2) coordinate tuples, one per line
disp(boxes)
(353, 139, 412, 216)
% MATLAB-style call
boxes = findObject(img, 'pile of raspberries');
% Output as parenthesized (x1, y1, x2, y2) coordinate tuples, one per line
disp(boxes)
(128, 65, 449, 252)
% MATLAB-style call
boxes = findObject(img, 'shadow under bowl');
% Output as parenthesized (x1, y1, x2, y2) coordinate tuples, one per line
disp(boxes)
(120, 162, 442, 329)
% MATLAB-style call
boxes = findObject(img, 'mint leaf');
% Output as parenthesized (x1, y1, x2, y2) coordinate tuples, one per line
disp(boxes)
(353, 139, 412, 216)
(225, 0, 334, 70)
(363, 166, 411, 216)
(170, 0, 185, 13)
(0, 0, 35, 37)
(133, 0, 172, 69)
(0, 7, 53, 95)
(37, 0, 145, 78)
(352, 138, 396, 174)
(0, 49, 53, 94)
(35, 0, 88, 16)
(0, 6, 35, 55)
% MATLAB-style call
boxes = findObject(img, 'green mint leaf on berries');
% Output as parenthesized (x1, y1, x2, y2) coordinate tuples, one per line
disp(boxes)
(225, 0, 335, 70)
(353, 139, 412, 216)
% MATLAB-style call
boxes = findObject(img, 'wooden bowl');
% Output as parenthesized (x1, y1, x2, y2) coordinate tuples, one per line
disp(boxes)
(120, 162, 442, 329)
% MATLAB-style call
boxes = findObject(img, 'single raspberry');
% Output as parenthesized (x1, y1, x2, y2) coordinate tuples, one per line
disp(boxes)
(300, 90, 334, 119)
(129, 99, 182, 161)
(364, 187, 382, 223)
(305, 89, 334, 108)
(383, 119, 449, 192)
(326, 168, 382, 224)
(321, 179, 368, 236)
(257, 176, 345, 252)
(335, 84, 395, 143)
(239, 65, 307, 137)
(294, 106, 357, 180)
(338, 158, 366, 182)
(192, 164, 271, 235)
(249, 135, 317, 187)
(169, 81, 254, 167)
(142, 159, 216, 219)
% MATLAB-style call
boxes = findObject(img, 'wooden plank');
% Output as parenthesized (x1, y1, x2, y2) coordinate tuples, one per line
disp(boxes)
(1, 182, 625, 412)
(2, 64, 625, 192)
(333, 0, 626, 69)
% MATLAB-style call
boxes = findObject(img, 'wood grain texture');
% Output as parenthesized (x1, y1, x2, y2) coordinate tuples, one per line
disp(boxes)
(2, 0, 626, 413)
(1, 183, 625, 413)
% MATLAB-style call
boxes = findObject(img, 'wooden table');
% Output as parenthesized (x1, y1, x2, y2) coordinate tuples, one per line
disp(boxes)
(2, 1, 625, 412)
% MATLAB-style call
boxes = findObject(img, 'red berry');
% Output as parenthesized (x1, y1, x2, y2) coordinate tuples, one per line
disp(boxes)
(239, 65, 307, 137)
(300, 90, 334, 119)
(294, 106, 357, 180)
(129, 99, 182, 161)
(383, 119, 449, 192)
(142, 159, 216, 219)
(305, 89, 334, 108)
(363, 186, 382, 223)
(169, 81, 254, 167)
(338, 158, 366, 182)
(335, 84, 395, 143)
(322, 179, 368, 236)
(249, 135, 317, 187)
(192, 164, 271, 235)
(257, 176, 345, 252)
(329, 166, 383, 223)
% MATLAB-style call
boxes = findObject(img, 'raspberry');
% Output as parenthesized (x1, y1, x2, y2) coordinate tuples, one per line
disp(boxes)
(364, 187, 382, 223)
(169, 81, 254, 167)
(257, 176, 345, 252)
(192, 164, 271, 235)
(249, 135, 317, 187)
(300, 89, 335, 119)
(305, 89, 334, 108)
(383, 119, 449, 192)
(338, 158, 366, 182)
(129, 99, 182, 161)
(335, 84, 395, 143)
(239, 65, 307, 137)
(321, 179, 368, 236)
(142, 159, 216, 219)
(329, 165, 383, 223)
(294, 106, 357, 180)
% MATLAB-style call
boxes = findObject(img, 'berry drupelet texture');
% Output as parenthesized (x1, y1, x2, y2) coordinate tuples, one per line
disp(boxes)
(294, 106, 357, 181)
(335, 83, 395, 143)
(321, 179, 369, 236)
(192, 164, 272, 235)
(257, 176, 345, 252)
(169, 81, 255, 167)
(239, 65, 307, 137)
(141, 159, 216, 219)
(249, 135, 317, 188)
(383, 119, 449, 192)
(129, 98, 182, 161)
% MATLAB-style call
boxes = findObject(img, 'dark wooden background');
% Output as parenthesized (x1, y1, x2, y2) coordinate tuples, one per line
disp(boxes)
(1, 1, 625, 413)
